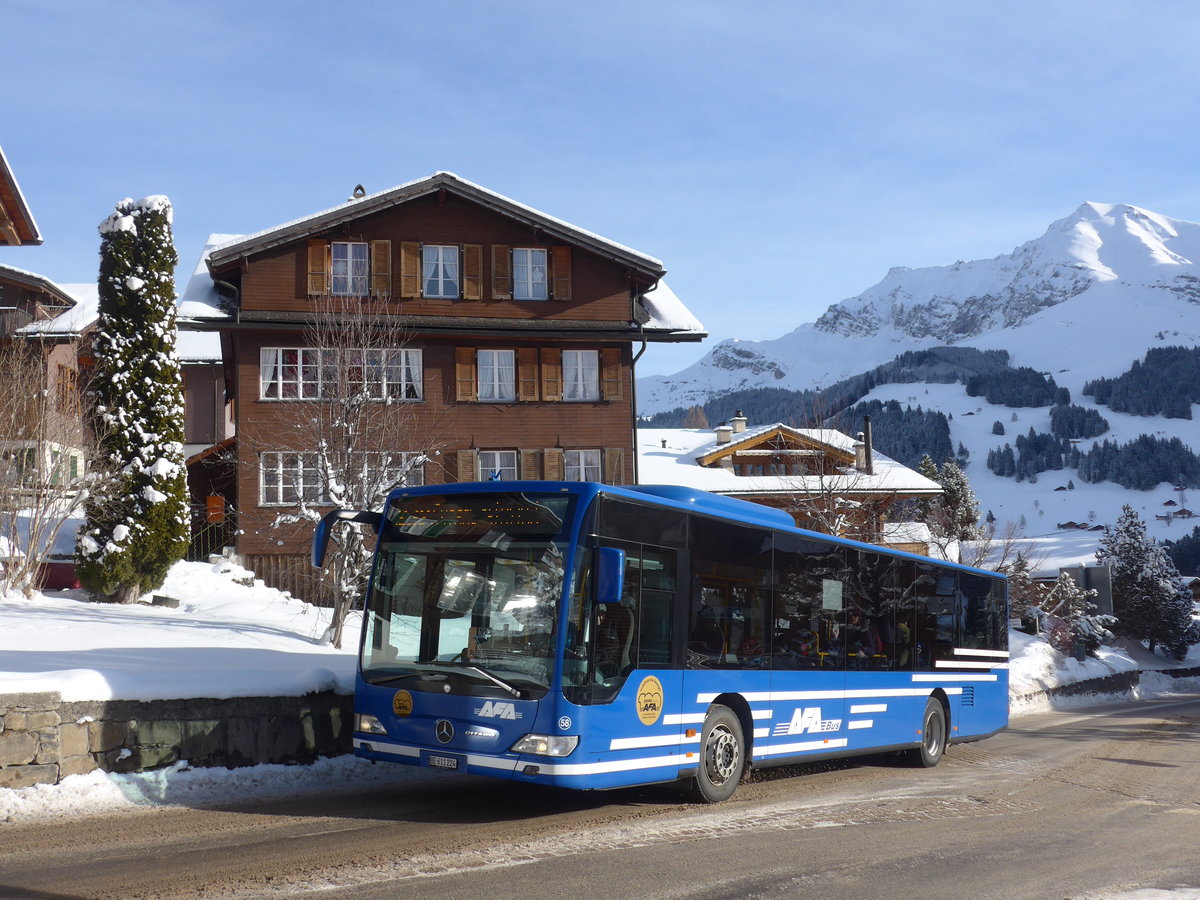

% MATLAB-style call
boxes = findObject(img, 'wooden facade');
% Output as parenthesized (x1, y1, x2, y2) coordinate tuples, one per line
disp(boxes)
(195, 173, 702, 595)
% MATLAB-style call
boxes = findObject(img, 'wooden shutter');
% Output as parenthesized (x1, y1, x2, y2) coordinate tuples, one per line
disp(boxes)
(491, 245, 512, 300)
(601, 348, 623, 400)
(543, 448, 564, 481)
(517, 348, 540, 401)
(455, 347, 477, 401)
(604, 448, 625, 485)
(370, 240, 391, 298)
(540, 348, 562, 402)
(520, 449, 540, 480)
(463, 243, 483, 300)
(457, 449, 478, 483)
(400, 242, 421, 298)
(307, 240, 328, 295)
(551, 246, 572, 300)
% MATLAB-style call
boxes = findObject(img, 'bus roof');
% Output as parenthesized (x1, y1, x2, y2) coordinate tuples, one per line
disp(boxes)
(384, 481, 1006, 580)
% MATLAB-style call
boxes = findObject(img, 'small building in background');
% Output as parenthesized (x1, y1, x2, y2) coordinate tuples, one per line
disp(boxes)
(638, 413, 942, 554)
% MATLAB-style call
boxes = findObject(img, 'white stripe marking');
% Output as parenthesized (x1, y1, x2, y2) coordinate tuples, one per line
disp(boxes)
(936, 660, 1009, 670)
(954, 647, 1010, 658)
(755, 737, 849, 757)
(850, 703, 887, 714)
(848, 720, 873, 730)
(609, 733, 700, 751)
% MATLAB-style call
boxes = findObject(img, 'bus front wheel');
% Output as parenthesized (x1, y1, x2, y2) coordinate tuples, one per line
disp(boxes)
(909, 697, 947, 768)
(692, 705, 745, 803)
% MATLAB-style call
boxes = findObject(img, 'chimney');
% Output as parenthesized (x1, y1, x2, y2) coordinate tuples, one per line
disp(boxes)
(863, 415, 874, 475)
(854, 434, 867, 471)
(660, 438, 668, 449)
(715, 423, 733, 445)
(731, 410, 748, 434)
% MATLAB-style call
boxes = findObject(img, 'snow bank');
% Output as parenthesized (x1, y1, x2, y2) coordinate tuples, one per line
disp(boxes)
(0, 560, 360, 702)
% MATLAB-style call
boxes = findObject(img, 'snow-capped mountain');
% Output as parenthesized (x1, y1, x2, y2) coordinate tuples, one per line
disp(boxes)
(639, 202, 1200, 413)
(638, 202, 1200, 556)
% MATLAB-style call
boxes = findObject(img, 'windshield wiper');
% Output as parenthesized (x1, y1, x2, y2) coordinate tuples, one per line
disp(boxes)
(422, 660, 522, 698)
(367, 671, 447, 686)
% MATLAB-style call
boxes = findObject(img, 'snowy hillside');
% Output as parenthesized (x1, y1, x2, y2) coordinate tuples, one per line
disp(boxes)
(637, 202, 1200, 554)
(639, 202, 1200, 413)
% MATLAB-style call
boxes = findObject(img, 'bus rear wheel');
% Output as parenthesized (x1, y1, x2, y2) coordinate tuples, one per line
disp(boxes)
(908, 697, 947, 768)
(692, 705, 744, 803)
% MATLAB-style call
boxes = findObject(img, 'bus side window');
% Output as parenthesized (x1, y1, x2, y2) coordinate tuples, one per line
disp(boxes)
(688, 516, 771, 669)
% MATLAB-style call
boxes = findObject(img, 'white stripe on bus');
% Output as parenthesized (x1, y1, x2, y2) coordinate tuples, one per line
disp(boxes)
(847, 720, 873, 729)
(849, 703, 887, 713)
(609, 733, 701, 751)
(697, 686, 966, 704)
(935, 660, 1009, 670)
(953, 647, 1010, 658)
(755, 737, 850, 757)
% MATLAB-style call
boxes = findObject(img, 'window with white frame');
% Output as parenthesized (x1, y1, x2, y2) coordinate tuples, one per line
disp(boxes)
(331, 242, 369, 296)
(260, 451, 424, 506)
(477, 450, 518, 482)
(512, 248, 548, 300)
(260, 452, 326, 505)
(564, 449, 602, 482)
(259, 348, 334, 399)
(562, 349, 600, 401)
(422, 245, 459, 298)
(260, 348, 422, 401)
(345, 349, 423, 400)
(477, 349, 516, 402)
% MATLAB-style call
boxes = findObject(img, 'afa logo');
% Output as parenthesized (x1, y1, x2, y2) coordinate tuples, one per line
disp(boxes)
(474, 701, 522, 720)
(636, 675, 664, 726)
(392, 690, 413, 717)
(772, 706, 842, 736)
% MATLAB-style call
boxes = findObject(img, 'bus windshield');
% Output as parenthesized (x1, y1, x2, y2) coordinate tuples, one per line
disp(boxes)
(360, 491, 575, 698)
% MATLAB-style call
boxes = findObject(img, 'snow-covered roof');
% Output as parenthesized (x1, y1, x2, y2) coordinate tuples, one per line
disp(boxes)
(206, 172, 664, 275)
(178, 233, 241, 322)
(637, 425, 943, 497)
(0, 144, 41, 245)
(15, 282, 97, 336)
(638, 280, 704, 335)
(13, 264, 223, 362)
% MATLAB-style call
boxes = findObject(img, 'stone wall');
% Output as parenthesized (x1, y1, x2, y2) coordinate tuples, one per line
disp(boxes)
(0, 691, 352, 788)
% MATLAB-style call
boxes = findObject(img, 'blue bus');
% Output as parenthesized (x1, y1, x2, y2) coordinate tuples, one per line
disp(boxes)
(312, 481, 1008, 802)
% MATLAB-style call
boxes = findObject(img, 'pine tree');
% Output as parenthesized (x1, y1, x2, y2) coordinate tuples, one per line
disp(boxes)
(1096, 505, 1200, 658)
(681, 405, 710, 429)
(931, 459, 982, 540)
(76, 196, 189, 603)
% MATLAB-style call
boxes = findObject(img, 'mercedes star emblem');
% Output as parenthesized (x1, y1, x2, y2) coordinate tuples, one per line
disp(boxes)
(435, 719, 454, 743)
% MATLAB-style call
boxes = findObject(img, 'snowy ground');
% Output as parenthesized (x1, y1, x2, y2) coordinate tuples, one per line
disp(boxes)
(2, 559, 1198, 824)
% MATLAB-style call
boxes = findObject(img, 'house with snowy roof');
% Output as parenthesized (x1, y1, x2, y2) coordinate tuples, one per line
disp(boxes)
(178, 172, 705, 593)
(637, 413, 943, 554)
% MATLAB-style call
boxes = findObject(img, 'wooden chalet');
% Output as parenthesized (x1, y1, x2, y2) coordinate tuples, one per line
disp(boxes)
(637, 413, 943, 551)
(180, 172, 704, 592)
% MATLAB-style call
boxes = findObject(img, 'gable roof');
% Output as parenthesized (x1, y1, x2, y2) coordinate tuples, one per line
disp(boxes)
(206, 172, 664, 277)
(0, 146, 41, 246)
(638, 425, 942, 498)
(0, 263, 77, 309)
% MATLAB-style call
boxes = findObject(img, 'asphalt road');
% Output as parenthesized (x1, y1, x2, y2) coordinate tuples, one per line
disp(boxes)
(4, 695, 1200, 900)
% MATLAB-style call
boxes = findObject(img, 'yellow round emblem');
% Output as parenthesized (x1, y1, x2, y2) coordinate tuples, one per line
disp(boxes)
(392, 690, 414, 717)
(635, 675, 664, 726)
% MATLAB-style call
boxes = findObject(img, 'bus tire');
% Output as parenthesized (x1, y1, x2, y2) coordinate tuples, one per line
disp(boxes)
(692, 705, 745, 803)
(909, 697, 947, 768)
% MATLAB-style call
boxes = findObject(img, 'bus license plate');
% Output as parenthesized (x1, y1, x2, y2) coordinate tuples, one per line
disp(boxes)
(427, 754, 460, 770)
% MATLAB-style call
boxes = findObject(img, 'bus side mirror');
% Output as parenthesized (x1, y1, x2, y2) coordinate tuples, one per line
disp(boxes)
(596, 547, 625, 604)
(312, 509, 383, 568)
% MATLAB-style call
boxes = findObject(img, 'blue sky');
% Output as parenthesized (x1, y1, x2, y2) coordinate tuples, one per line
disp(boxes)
(7, 0, 1200, 375)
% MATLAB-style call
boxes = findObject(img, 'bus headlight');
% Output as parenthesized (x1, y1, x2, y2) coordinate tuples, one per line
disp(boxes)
(510, 734, 579, 757)
(357, 714, 388, 735)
